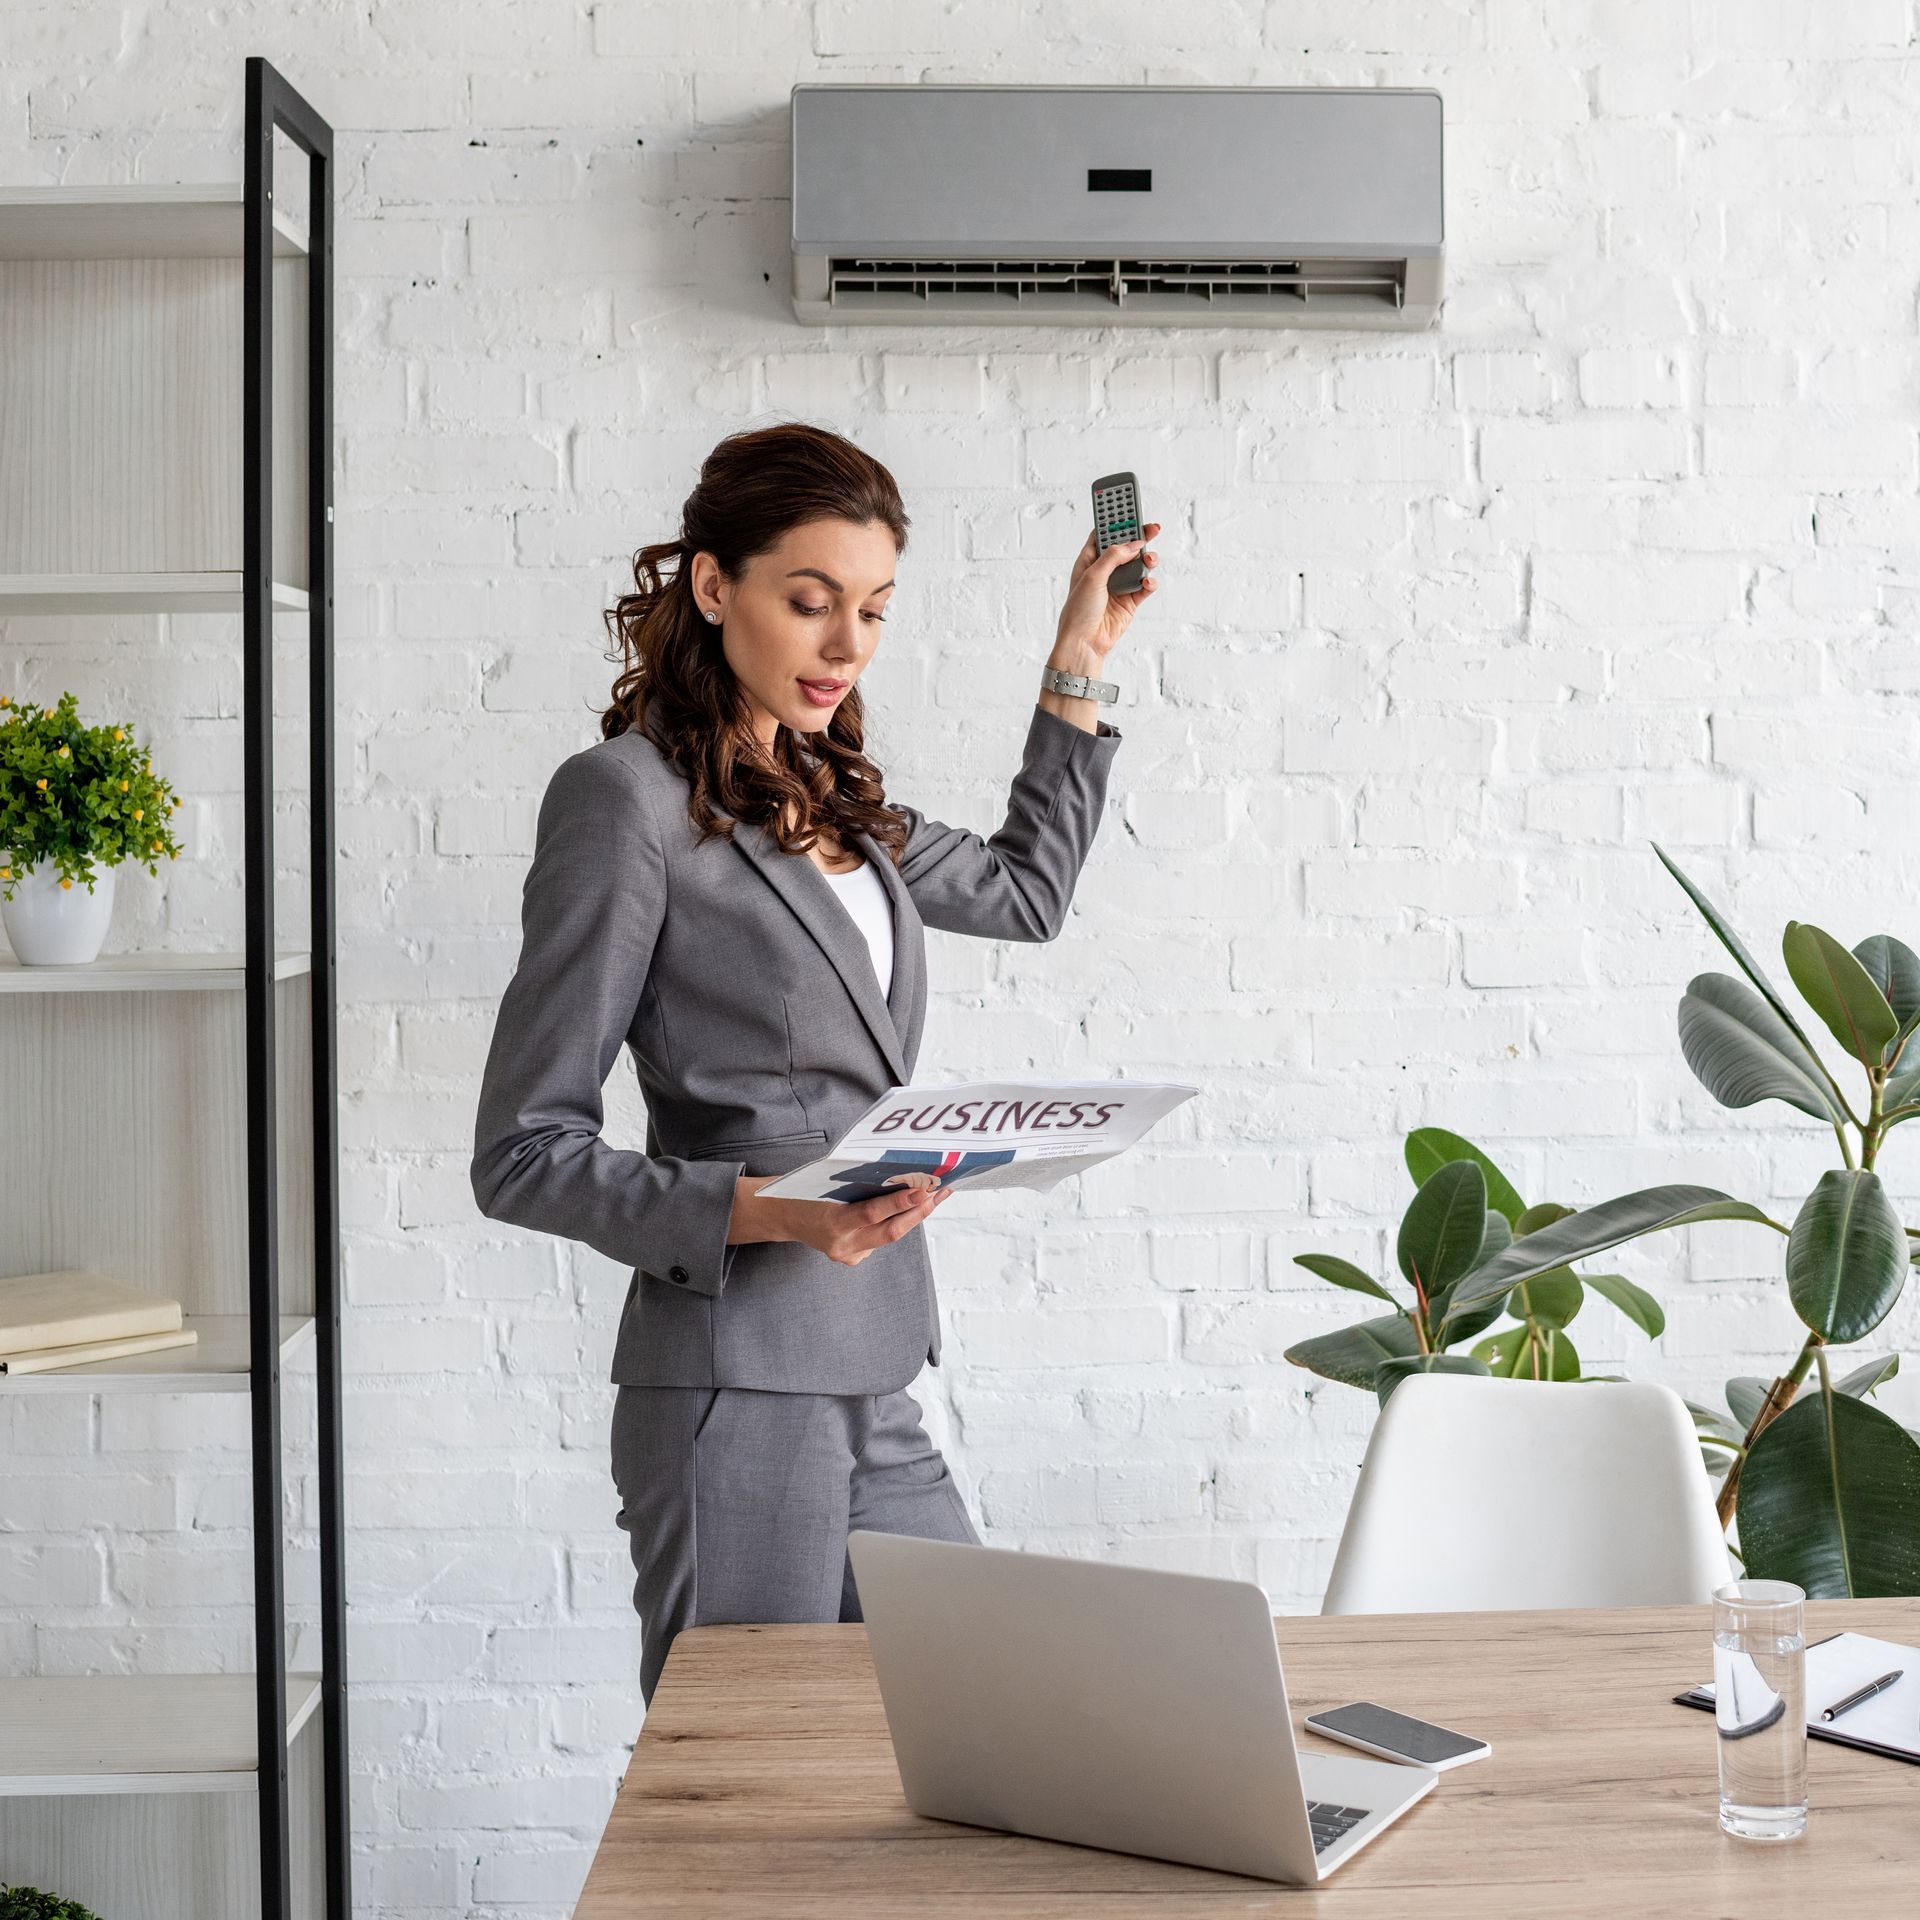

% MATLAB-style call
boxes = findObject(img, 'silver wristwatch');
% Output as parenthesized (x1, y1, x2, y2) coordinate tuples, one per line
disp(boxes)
(1040, 665, 1119, 704)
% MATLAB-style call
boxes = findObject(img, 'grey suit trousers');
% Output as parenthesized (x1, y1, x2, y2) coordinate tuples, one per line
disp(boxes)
(611, 1382, 978, 1701)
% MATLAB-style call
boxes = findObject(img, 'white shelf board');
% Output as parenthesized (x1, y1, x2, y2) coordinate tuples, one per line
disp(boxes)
(0, 573, 308, 614)
(0, 1314, 314, 1394)
(0, 1671, 322, 1796)
(0, 950, 311, 993)
(0, 185, 307, 261)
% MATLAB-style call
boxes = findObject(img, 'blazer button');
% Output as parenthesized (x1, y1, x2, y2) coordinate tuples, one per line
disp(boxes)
(669, 1265, 690, 1285)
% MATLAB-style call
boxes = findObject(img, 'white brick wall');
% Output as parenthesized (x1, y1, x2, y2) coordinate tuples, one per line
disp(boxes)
(5, 3, 1920, 1913)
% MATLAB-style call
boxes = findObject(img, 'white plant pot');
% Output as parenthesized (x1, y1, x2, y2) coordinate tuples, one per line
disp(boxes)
(0, 856, 117, 965)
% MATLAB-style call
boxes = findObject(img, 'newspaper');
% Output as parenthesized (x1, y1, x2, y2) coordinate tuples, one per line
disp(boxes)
(757, 1079, 1197, 1204)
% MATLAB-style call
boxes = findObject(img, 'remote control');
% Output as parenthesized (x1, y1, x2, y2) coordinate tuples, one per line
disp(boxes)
(1091, 471, 1146, 595)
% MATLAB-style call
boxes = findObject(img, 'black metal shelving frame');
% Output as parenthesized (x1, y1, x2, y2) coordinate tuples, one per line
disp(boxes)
(243, 55, 348, 1920)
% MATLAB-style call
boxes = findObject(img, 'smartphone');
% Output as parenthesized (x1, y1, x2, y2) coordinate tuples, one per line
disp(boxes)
(1090, 471, 1146, 594)
(1303, 1701, 1491, 1771)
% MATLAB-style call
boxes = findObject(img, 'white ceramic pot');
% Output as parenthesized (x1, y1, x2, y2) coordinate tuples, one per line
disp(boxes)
(0, 855, 116, 965)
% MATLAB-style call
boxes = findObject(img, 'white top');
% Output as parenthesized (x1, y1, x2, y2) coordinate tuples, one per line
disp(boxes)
(820, 857, 894, 1000)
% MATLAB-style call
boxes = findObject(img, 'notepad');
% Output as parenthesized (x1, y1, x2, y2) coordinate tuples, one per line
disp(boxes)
(1676, 1631, 1920, 1765)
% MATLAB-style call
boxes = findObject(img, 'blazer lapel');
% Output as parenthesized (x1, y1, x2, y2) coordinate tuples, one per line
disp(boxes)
(732, 820, 910, 1084)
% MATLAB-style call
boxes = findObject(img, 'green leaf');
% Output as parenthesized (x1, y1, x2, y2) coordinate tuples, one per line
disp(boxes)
(1654, 845, 1830, 1061)
(1443, 1185, 1781, 1319)
(1427, 1210, 1518, 1347)
(1478, 1211, 1513, 1264)
(1428, 1283, 1507, 1350)
(1727, 1377, 1772, 1432)
(1284, 1313, 1419, 1391)
(1677, 972, 1846, 1124)
(1404, 1128, 1526, 1225)
(1886, 1060, 1920, 1111)
(1473, 1323, 1580, 1381)
(1785, 1168, 1908, 1344)
(1515, 1202, 1573, 1235)
(1783, 920, 1899, 1072)
(1396, 1160, 1489, 1298)
(1687, 1399, 1746, 1450)
(1852, 934, 1920, 1052)
(1510, 1268, 1583, 1331)
(1373, 1350, 1491, 1408)
(1292, 1253, 1398, 1305)
(1834, 1353, 1899, 1399)
(1583, 1271, 1666, 1340)
(1738, 1389, 1920, 1598)
(1539, 1327, 1581, 1381)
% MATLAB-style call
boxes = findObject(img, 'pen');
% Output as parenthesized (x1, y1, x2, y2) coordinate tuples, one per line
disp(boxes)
(1819, 1669, 1902, 1722)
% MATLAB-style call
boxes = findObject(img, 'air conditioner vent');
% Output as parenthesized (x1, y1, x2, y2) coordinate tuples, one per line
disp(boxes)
(826, 256, 1408, 315)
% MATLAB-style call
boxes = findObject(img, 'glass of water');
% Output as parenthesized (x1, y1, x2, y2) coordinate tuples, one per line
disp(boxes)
(1714, 1578, 1807, 1840)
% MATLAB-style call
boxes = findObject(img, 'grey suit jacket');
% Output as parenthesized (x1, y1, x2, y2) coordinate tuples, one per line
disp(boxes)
(470, 703, 1121, 1395)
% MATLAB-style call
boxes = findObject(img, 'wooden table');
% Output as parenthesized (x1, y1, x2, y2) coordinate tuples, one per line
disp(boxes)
(575, 1599, 1920, 1916)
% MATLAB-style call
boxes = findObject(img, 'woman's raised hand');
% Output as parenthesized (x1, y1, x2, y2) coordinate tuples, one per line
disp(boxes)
(1052, 518, 1162, 670)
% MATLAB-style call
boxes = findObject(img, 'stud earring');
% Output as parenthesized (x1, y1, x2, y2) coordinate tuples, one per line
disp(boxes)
(705, 610, 719, 623)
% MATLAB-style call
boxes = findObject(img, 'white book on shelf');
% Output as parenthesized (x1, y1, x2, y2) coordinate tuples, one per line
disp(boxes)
(0, 1268, 184, 1356)
(0, 1325, 200, 1375)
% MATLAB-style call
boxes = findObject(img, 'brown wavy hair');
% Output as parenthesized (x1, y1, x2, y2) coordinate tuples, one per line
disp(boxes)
(601, 422, 912, 862)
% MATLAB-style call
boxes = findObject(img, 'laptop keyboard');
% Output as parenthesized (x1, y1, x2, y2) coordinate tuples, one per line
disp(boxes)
(1307, 1801, 1370, 1854)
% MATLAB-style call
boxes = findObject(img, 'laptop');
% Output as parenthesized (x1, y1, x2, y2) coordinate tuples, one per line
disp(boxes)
(847, 1531, 1436, 1883)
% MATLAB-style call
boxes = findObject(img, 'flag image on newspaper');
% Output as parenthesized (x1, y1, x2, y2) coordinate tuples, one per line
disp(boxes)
(757, 1080, 1198, 1205)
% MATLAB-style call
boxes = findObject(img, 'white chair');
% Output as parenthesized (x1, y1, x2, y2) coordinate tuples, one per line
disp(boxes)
(1320, 1374, 1732, 1615)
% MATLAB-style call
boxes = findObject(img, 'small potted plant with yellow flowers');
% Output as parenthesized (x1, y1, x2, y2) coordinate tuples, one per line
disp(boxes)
(0, 690, 184, 965)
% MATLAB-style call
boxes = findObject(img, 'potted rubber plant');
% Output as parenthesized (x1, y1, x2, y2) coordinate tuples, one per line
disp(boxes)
(1285, 1127, 1666, 1405)
(0, 690, 183, 965)
(1440, 848, 1920, 1598)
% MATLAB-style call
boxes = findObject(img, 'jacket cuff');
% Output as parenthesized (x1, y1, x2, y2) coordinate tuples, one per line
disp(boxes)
(1028, 700, 1124, 762)
(650, 1157, 745, 1299)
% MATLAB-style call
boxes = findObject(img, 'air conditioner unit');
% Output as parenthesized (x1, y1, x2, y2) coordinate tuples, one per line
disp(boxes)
(790, 85, 1443, 331)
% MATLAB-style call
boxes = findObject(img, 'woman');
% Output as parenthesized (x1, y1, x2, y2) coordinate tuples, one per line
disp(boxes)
(471, 422, 1158, 1701)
